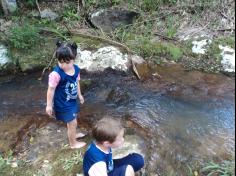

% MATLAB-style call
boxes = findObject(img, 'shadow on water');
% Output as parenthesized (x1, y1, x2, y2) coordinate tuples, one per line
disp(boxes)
(0, 65, 235, 175)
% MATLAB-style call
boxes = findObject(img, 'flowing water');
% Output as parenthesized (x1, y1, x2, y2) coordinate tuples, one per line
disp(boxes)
(0, 64, 235, 175)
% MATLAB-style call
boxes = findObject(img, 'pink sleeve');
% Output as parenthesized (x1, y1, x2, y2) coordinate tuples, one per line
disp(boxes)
(48, 71, 60, 87)
(77, 73, 80, 81)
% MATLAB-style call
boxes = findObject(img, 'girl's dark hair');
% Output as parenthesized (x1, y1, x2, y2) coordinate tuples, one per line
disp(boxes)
(55, 41, 78, 63)
(92, 117, 124, 144)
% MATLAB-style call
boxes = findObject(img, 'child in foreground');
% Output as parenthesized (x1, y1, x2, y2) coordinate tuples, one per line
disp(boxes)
(46, 41, 86, 149)
(83, 117, 144, 176)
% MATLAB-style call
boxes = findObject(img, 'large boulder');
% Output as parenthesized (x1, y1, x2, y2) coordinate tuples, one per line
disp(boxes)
(76, 46, 130, 72)
(90, 7, 139, 32)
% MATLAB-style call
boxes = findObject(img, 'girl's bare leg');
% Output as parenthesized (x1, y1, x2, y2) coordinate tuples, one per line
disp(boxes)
(125, 165, 135, 176)
(67, 118, 86, 149)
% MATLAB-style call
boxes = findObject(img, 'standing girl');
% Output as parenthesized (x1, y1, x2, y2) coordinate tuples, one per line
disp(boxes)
(46, 41, 86, 149)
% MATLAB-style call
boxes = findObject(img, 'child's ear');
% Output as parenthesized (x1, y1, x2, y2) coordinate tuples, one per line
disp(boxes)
(56, 40, 62, 47)
(71, 42, 78, 50)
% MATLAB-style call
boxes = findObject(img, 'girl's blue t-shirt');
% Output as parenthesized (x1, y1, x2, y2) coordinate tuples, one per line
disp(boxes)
(83, 142, 114, 176)
(53, 64, 80, 112)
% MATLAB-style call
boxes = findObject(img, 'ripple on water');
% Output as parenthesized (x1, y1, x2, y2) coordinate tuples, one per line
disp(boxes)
(127, 93, 234, 175)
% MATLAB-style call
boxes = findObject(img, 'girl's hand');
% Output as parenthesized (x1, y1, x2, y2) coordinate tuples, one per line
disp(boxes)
(79, 95, 84, 104)
(46, 106, 53, 116)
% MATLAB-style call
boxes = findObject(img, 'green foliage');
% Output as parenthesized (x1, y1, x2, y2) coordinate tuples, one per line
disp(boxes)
(8, 24, 40, 49)
(129, 37, 183, 62)
(85, 0, 97, 7)
(84, 0, 121, 9)
(166, 44, 183, 61)
(202, 160, 235, 176)
(141, 0, 177, 11)
(0, 150, 14, 175)
(62, 7, 81, 21)
(60, 151, 83, 171)
(165, 16, 178, 38)
(206, 36, 235, 63)
(0, 155, 8, 175)
(21, 0, 36, 8)
(111, 0, 122, 6)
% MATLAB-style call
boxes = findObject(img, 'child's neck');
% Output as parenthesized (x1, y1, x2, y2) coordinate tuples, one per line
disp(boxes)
(95, 142, 110, 153)
(64, 67, 75, 76)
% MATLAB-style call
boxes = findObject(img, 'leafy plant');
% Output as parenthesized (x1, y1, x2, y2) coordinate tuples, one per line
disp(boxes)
(141, 0, 177, 11)
(62, 7, 81, 21)
(111, 0, 122, 6)
(167, 44, 183, 61)
(165, 16, 178, 38)
(8, 24, 40, 49)
(202, 160, 235, 176)
(61, 151, 83, 171)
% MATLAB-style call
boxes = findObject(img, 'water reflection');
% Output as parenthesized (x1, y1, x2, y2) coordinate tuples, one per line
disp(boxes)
(128, 94, 234, 174)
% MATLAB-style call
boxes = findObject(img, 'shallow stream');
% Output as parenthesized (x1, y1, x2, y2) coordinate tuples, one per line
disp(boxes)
(0, 64, 235, 175)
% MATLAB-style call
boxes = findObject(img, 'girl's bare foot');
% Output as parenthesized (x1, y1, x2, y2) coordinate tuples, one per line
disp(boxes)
(76, 132, 86, 139)
(70, 141, 86, 149)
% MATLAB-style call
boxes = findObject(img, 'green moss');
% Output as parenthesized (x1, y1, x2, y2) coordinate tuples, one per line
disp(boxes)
(72, 36, 105, 50)
(214, 36, 235, 48)
(165, 43, 183, 61)
(205, 36, 234, 63)
(129, 37, 183, 62)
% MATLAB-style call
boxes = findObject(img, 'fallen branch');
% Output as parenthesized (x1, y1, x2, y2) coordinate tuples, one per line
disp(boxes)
(188, 22, 210, 38)
(39, 27, 68, 40)
(154, 32, 179, 42)
(61, 22, 133, 53)
(35, 0, 42, 17)
(213, 28, 235, 32)
(131, 59, 141, 80)
(38, 51, 56, 81)
(70, 30, 133, 54)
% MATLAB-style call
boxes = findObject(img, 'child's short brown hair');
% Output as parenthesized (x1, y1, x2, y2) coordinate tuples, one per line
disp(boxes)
(92, 117, 124, 144)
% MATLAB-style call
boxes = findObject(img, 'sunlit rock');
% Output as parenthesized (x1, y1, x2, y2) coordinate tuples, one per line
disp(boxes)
(0, 45, 9, 66)
(113, 134, 144, 159)
(76, 46, 129, 72)
(219, 45, 235, 72)
(192, 39, 212, 54)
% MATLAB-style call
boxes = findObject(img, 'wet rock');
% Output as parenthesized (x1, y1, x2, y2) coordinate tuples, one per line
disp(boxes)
(106, 87, 131, 106)
(90, 8, 139, 32)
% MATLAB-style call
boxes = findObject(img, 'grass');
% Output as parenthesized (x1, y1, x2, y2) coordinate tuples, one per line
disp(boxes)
(0, 148, 85, 176)
(186, 158, 235, 176)
(202, 160, 235, 176)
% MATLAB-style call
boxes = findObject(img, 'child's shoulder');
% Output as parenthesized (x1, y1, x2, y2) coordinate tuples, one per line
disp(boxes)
(84, 143, 106, 161)
(74, 64, 80, 70)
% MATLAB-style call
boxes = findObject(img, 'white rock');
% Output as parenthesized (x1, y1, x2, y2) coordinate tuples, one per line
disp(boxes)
(76, 46, 129, 72)
(0, 45, 9, 66)
(219, 45, 235, 72)
(192, 39, 212, 54)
